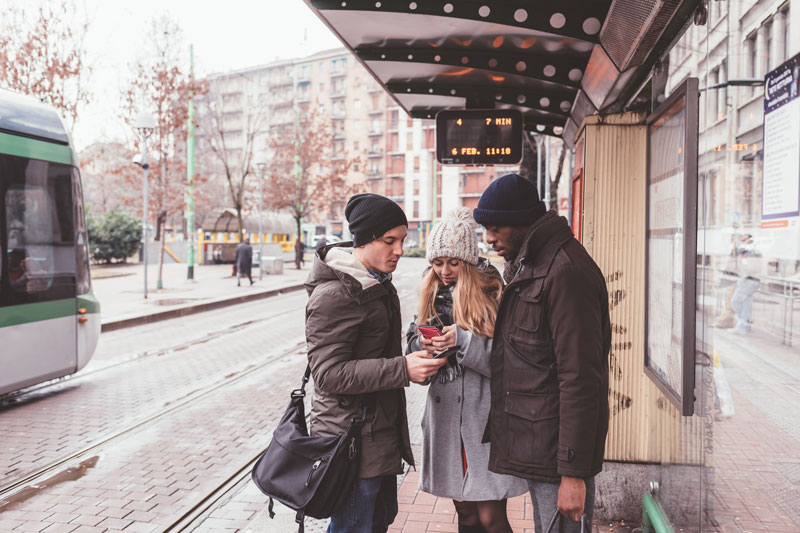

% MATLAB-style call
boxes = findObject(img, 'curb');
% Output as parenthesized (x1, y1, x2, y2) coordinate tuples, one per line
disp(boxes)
(100, 282, 306, 332)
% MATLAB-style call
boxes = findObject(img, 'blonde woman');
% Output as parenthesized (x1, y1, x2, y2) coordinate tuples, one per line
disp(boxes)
(407, 208, 527, 533)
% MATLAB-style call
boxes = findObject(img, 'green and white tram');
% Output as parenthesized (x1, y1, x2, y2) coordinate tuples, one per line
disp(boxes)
(0, 89, 100, 395)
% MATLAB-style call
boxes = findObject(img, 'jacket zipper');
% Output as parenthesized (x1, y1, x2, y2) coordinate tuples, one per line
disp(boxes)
(305, 459, 323, 487)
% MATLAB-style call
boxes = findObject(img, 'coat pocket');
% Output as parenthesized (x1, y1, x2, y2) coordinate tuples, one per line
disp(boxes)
(504, 392, 559, 467)
(514, 282, 546, 334)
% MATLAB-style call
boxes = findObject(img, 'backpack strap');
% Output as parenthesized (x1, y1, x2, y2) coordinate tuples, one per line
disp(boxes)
(295, 509, 305, 533)
(267, 497, 275, 519)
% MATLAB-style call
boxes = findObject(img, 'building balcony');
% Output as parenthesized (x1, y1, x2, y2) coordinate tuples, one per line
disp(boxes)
(368, 129, 383, 137)
(296, 95, 311, 104)
(386, 172, 404, 179)
(330, 69, 346, 78)
(330, 91, 346, 99)
(387, 122, 399, 132)
(332, 132, 345, 140)
(368, 150, 383, 158)
(368, 108, 383, 116)
(366, 172, 383, 180)
(330, 111, 346, 119)
(367, 86, 383, 93)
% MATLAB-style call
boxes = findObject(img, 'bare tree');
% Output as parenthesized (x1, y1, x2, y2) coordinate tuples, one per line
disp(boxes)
(79, 142, 140, 215)
(196, 79, 270, 241)
(519, 133, 568, 210)
(266, 105, 362, 268)
(121, 15, 199, 288)
(0, 1, 91, 135)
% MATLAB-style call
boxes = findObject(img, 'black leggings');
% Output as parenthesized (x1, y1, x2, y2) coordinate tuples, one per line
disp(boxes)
(453, 499, 513, 533)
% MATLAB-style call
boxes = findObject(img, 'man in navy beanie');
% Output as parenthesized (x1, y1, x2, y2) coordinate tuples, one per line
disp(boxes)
(474, 173, 611, 530)
(305, 193, 446, 533)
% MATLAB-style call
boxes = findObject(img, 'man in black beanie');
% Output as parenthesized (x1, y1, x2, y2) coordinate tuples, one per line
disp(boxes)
(473, 174, 611, 530)
(305, 193, 446, 533)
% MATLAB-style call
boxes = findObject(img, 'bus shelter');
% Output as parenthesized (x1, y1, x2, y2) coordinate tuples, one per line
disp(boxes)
(304, 0, 725, 528)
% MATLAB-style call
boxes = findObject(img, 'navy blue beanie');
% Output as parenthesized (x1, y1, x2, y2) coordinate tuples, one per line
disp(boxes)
(473, 173, 547, 227)
(345, 193, 408, 247)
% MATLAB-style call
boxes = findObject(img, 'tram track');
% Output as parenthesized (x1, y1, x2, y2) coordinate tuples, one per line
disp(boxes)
(0, 339, 305, 504)
(0, 296, 307, 409)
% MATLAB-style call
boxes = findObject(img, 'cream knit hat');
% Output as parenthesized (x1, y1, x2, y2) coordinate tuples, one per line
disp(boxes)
(426, 207, 480, 265)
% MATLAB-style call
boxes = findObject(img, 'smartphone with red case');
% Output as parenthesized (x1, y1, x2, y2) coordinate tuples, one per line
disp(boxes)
(417, 325, 442, 340)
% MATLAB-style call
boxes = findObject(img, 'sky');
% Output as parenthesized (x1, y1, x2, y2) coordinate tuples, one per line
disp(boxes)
(15, 0, 344, 150)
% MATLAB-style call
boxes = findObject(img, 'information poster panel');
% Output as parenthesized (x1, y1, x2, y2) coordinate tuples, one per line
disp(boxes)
(645, 78, 699, 416)
(763, 53, 800, 226)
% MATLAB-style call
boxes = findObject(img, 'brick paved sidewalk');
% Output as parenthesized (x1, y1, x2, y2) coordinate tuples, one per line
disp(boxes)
(389, 470, 628, 533)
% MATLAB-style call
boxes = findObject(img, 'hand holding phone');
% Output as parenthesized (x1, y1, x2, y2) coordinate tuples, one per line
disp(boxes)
(417, 325, 442, 340)
(433, 345, 460, 359)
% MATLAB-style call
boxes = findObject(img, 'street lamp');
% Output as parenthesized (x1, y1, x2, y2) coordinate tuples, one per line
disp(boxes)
(134, 111, 155, 299)
(254, 152, 268, 280)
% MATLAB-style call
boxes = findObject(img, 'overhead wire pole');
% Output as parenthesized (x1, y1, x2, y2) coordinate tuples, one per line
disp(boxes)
(293, 58, 302, 251)
(186, 44, 196, 280)
(544, 136, 551, 208)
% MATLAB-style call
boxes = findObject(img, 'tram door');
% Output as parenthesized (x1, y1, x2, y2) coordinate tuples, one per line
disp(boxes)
(1, 155, 79, 394)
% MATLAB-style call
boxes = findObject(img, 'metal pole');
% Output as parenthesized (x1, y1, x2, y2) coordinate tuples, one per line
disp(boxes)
(536, 136, 543, 194)
(544, 136, 551, 208)
(567, 147, 574, 229)
(431, 153, 437, 223)
(293, 60, 302, 244)
(142, 141, 149, 299)
(186, 44, 196, 280)
(258, 165, 264, 280)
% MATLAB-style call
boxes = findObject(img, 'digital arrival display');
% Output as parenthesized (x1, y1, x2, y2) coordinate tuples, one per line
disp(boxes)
(436, 109, 523, 165)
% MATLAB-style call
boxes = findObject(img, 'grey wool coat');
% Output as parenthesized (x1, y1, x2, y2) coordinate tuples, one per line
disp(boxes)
(407, 269, 528, 502)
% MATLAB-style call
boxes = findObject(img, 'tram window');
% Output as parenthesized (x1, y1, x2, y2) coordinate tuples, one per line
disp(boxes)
(73, 168, 91, 295)
(1, 154, 77, 307)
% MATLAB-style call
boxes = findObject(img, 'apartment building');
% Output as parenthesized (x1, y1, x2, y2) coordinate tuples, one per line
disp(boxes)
(666, 0, 795, 265)
(202, 48, 531, 242)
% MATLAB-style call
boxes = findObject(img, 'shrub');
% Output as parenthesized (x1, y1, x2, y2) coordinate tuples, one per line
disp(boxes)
(88, 209, 142, 264)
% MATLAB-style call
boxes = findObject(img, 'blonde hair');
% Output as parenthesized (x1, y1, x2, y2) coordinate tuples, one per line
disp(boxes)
(417, 260, 502, 338)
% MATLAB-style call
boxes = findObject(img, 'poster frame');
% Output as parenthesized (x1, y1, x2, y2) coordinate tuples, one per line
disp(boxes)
(643, 77, 699, 417)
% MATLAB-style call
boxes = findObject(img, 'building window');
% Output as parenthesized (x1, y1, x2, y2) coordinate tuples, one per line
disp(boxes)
(354, 99, 361, 109)
(414, 156, 420, 171)
(745, 31, 758, 98)
(782, 5, 791, 63)
(708, 68, 719, 123)
(719, 60, 727, 120)
(407, 132, 413, 150)
(764, 20, 774, 70)
(413, 200, 419, 218)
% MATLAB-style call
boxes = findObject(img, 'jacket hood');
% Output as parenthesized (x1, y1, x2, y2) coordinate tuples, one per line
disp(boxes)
(305, 242, 389, 303)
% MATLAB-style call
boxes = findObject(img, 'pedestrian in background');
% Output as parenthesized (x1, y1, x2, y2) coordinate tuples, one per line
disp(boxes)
(235, 235, 253, 286)
(473, 174, 611, 531)
(305, 193, 447, 533)
(407, 208, 527, 533)
(295, 237, 306, 269)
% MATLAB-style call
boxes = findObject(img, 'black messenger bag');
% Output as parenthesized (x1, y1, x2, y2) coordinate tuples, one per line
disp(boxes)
(251, 364, 365, 532)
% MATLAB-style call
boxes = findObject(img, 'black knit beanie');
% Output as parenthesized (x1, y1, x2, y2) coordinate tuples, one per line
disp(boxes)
(345, 193, 408, 247)
(473, 173, 547, 227)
